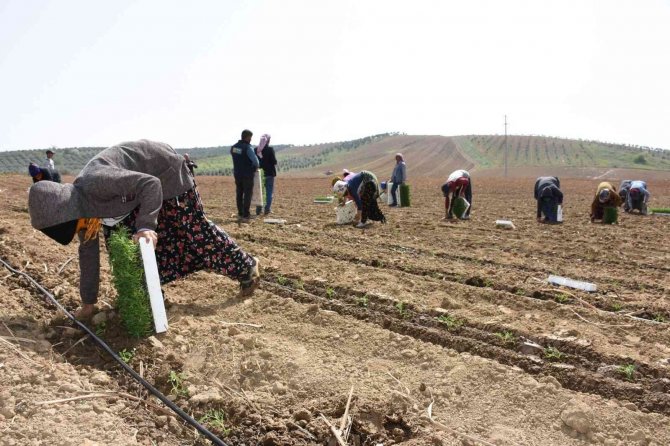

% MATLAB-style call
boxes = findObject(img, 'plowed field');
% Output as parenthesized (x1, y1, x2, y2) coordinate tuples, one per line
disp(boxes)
(1, 174, 669, 446)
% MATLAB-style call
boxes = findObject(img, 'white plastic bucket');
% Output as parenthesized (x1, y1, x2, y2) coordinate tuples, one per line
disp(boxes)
(336, 200, 357, 225)
(557, 205, 563, 222)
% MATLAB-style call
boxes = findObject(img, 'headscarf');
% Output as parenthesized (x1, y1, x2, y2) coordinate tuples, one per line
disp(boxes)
(28, 163, 41, 177)
(395, 153, 404, 162)
(333, 180, 348, 195)
(342, 169, 352, 178)
(331, 176, 342, 186)
(598, 189, 610, 203)
(256, 134, 271, 158)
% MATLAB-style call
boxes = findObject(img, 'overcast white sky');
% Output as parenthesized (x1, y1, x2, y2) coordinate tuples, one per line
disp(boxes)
(1, 0, 669, 150)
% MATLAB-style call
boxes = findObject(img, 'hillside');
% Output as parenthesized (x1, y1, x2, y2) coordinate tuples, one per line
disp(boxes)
(1, 134, 668, 178)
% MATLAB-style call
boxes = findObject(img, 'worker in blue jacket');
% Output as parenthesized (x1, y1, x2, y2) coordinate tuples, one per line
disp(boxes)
(230, 129, 260, 222)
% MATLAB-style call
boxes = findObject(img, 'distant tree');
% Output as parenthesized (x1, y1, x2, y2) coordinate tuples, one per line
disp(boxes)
(633, 154, 647, 165)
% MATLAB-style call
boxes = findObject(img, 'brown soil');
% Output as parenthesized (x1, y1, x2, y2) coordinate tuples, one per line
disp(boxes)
(1, 174, 670, 446)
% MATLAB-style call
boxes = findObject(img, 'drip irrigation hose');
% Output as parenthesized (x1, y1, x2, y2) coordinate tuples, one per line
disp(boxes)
(0, 257, 228, 446)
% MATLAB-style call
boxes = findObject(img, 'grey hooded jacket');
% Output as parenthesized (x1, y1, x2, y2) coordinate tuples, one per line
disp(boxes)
(28, 140, 194, 304)
(29, 140, 194, 231)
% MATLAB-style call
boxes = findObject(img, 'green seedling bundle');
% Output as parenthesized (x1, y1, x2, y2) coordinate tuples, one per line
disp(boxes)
(108, 228, 154, 337)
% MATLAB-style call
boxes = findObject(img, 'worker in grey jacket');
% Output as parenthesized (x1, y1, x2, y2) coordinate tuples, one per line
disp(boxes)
(28, 140, 260, 320)
(388, 153, 406, 207)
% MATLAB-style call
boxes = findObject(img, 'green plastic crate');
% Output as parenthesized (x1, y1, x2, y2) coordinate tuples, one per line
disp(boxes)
(603, 206, 618, 224)
(399, 184, 411, 207)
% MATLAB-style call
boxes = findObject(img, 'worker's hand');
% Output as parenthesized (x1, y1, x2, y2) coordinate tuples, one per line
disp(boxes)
(133, 229, 158, 247)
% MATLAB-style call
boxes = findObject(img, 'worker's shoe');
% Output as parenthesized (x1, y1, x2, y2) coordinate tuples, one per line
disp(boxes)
(239, 257, 260, 297)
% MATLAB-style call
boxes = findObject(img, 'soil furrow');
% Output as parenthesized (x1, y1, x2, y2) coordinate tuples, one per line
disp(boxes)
(236, 233, 670, 323)
(260, 274, 670, 415)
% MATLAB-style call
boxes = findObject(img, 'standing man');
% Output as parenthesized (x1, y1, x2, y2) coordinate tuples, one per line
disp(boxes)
(258, 134, 277, 215)
(44, 149, 55, 170)
(441, 169, 472, 220)
(184, 153, 198, 176)
(44, 149, 62, 183)
(389, 153, 406, 207)
(231, 129, 259, 222)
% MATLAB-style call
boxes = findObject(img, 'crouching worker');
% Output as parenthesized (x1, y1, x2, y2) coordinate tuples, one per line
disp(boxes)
(442, 169, 472, 220)
(620, 180, 650, 215)
(333, 171, 386, 228)
(28, 163, 54, 183)
(28, 140, 260, 320)
(534, 176, 563, 223)
(590, 181, 623, 223)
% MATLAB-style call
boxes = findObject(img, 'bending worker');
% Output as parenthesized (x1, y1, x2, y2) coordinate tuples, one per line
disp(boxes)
(619, 180, 650, 215)
(28, 140, 260, 319)
(534, 176, 563, 223)
(441, 169, 472, 220)
(333, 171, 386, 228)
(590, 181, 623, 222)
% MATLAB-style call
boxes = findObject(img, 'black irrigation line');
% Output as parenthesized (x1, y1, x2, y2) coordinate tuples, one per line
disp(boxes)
(0, 257, 228, 446)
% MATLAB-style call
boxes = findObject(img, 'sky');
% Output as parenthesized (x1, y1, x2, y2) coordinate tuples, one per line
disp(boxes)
(1, 0, 669, 150)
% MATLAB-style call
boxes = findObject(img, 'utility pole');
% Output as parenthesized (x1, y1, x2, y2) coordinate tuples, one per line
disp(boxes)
(504, 115, 508, 178)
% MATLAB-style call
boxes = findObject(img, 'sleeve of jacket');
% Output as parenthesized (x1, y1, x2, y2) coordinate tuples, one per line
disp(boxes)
(554, 187, 563, 204)
(534, 179, 541, 200)
(84, 168, 163, 230)
(399, 164, 406, 183)
(78, 232, 100, 304)
(246, 146, 260, 168)
(350, 186, 363, 210)
(270, 148, 277, 166)
(590, 196, 599, 218)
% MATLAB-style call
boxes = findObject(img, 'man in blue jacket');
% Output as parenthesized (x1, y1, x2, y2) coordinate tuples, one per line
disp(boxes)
(231, 129, 259, 222)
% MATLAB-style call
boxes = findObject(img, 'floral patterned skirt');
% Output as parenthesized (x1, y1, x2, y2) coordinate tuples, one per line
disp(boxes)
(110, 188, 254, 285)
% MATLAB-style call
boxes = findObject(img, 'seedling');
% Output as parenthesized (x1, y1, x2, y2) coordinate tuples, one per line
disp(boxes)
(396, 301, 410, 319)
(168, 371, 189, 397)
(108, 228, 153, 338)
(618, 364, 636, 381)
(544, 346, 564, 361)
(515, 289, 527, 297)
(653, 313, 666, 323)
(118, 348, 135, 363)
(199, 409, 231, 436)
(276, 275, 289, 286)
(325, 287, 336, 299)
(437, 314, 463, 330)
(611, 302, 623, 312)
(293, 279, 304, 290)
(554, 293, 570, 304)
(495, 331, 516, 344)
(357, 295, 369, 308)
(95, 321, 107, 336)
